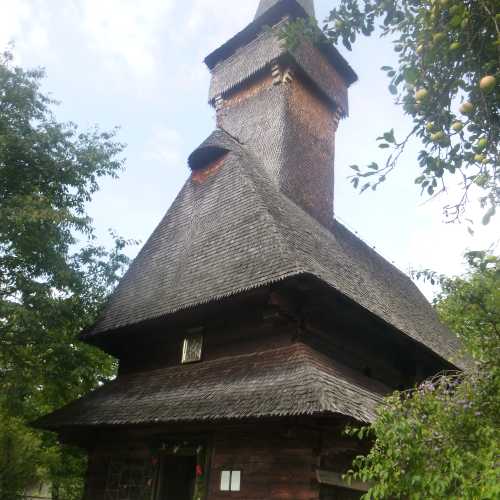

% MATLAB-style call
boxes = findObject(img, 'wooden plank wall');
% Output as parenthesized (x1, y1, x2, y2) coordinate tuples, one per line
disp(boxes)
(80, 420, 366, 500)
(83, 440, 152, 500)
(208, 426, 320, 500)
(118, 311, 296, 376)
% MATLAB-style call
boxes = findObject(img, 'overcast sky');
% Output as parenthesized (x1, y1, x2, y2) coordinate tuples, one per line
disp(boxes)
(2, 0, 498, 299)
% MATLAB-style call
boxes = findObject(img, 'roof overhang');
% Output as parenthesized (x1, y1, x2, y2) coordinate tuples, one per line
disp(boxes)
(34, 344, 385, 432)
(204, 0, 357, 87)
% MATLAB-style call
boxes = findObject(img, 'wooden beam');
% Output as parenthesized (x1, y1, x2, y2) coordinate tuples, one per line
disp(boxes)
(315, 469, 372, 492)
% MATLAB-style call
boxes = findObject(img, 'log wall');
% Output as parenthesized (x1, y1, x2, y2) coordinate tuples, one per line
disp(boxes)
(80, 420, 364, 500)
(118, 310, 296, 376)
(208, 425, 320, 500)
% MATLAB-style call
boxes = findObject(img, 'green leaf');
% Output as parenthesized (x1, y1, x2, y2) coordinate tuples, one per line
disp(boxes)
(449, 16, 462, 28)
(404, 67, 419, 84)
(482, 206, 496, 225)
(383, 130, 396, 143)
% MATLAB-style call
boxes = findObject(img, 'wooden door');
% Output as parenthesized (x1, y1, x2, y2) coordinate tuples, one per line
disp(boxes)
(155, 455, 196, 500)
(320, 485, 363, 499)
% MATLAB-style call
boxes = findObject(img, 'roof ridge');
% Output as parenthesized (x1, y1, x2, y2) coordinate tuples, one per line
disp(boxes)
(332, 218, 417, 290)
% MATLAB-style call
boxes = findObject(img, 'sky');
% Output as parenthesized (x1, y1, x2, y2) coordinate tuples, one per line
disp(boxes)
(1, 0, 498, 299)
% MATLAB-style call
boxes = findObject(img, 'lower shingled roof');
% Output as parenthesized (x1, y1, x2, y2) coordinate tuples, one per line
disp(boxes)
(35, 344, 386, 430)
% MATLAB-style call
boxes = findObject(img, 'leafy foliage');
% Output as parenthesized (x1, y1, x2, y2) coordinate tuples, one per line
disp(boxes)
(323, 0, 499, 223)
(0, 48, 134, 499)
(436, 250, 500, 362)
(0, 409, 40, 499)
(346, 251, 500, 499)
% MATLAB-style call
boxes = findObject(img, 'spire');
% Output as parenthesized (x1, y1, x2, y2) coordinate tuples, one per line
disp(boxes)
(204, 0, 356, 227)
(254, 0, 315, 20)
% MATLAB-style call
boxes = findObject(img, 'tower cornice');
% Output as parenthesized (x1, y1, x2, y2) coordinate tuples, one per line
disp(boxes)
(255, 0, 315, 20)
(204, 0, 357, 88)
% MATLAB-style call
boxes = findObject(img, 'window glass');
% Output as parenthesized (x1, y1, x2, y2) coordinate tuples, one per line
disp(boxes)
(230, 470, 241, 491)
(220, 470, 231, 491)
(182, 335, 203, 364)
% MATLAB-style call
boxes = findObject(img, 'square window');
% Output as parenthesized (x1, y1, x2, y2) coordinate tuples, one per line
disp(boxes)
(182, 335, 203, 364)
(220, 470, 241, 492)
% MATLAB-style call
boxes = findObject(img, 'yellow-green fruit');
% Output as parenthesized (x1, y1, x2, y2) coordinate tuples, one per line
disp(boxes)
(440, 0, 449, 5)
(431, 131, 445, 142)
(459, 101, 474, 114)
(480, 75, 496, 91)
(433, 32, 446, 43)
(474, 154, 486, 163)
(477, 138, 488, 150)
(415, 88, 429, 100)
(450, 42, 461, 51)
(335, 20, 345, 30)
(426, 122, 436, 131)
(451, 121, 464, 132)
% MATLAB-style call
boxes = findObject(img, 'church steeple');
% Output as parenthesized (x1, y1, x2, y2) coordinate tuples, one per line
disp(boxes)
(204, 0, 357, 227)
(255, 0, 315, 20)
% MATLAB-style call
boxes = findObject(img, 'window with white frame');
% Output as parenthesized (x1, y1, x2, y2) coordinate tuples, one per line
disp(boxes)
(220, 470, 241, 492)
(181, 334, 203, 364)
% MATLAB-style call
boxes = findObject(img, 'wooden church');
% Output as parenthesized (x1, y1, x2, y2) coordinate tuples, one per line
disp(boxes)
(38, 1, 464, 499)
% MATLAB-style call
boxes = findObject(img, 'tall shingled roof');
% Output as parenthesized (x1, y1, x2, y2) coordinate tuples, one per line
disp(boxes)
(85, 131, 464, 369)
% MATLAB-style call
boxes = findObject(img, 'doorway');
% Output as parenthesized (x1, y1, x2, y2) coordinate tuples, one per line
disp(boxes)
(321, 486, 363, 499)
(155, 454, 197, 500)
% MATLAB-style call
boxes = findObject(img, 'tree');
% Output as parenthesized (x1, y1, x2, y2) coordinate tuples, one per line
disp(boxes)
(320, 0, 499, 223)
(0, 48, 133, 499)
(0, 409, 40, 500)
(346, 251, 500, 499)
